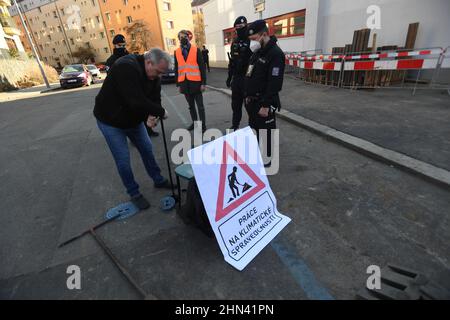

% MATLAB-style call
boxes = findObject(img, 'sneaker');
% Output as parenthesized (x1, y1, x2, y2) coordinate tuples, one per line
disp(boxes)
(154, 179, 177, 189)
(187, 123, 195, 131)
(130, 194, 150, 210)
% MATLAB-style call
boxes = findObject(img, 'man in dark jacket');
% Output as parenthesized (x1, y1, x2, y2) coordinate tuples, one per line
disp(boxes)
(201, 45, 210, 72)
(226, 16, 252, 130)
(105, 34, 129, 69)
(174, 30, 207, 132)
(245, 20, 285, 167)
(105, 34, 159, 137)
(94, 48, 174, 209)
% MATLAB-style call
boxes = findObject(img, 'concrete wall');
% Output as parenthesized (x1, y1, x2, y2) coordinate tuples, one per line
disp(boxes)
(204, 0, 450, 66)
(318, 0, 450, 54)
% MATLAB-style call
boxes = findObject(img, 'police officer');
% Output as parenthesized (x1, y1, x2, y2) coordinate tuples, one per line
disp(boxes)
(226, 16, 253, 131)
(244, 20, 285, 167)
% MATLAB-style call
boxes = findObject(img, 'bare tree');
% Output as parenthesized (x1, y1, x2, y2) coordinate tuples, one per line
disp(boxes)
(72, 45, 96, 64)
(124, 20, 152, 53)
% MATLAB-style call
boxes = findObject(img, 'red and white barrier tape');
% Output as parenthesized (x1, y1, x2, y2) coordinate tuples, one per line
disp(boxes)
(344, 59, 439, 71)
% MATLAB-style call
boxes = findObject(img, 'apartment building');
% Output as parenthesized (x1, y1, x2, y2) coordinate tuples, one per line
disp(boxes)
(0, 0, 24, 58)
(9, 0, 194, 67)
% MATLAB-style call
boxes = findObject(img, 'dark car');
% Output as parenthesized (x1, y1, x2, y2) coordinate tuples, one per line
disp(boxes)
(59, 64, 94, 89)
(161, 56, 176, 83)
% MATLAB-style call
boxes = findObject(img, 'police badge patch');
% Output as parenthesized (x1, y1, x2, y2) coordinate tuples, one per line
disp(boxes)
(272, 67, 280, 76)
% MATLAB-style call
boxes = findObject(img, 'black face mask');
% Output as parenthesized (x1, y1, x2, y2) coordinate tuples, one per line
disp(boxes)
(180, 38, 189, 47)
(113, 47, 128, 56)
(236, 26, 247, 39)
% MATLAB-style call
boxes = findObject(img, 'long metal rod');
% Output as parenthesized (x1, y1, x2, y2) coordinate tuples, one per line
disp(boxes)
(58, 214, 121, 248)
(12, 0, 50, 88)
(160, 118, 176, 198)
(53, 0, 75, 64)
(89, 229, 156, 300)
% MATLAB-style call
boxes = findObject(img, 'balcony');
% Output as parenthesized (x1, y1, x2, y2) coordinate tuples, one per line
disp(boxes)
(0, 0, 12, 7)
(0, 13, 21, 36)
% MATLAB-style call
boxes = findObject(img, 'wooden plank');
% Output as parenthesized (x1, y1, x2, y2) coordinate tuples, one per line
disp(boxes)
(405, 22, 419, 49)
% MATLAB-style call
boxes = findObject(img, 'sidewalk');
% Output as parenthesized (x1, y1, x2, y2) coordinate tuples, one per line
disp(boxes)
(207, 68, 450, 172)
(0, 83, 60, 103)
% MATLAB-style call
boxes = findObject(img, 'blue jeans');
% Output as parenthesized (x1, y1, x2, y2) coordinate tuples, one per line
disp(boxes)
(97, 120, 165, 197)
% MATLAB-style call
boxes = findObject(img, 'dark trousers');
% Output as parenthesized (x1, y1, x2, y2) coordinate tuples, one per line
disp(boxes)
(97, 120, 165, 197)
(205, 60, 210, 72)
(245, 101, 276, 158)
(231, 76, 245, 129)
(185, 92, 206, 127)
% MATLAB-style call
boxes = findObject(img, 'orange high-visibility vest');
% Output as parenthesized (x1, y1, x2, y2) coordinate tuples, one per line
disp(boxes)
(175, 46, 202, 82)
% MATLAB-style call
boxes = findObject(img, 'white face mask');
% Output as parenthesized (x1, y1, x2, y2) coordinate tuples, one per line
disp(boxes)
(249, 40, 261, 53)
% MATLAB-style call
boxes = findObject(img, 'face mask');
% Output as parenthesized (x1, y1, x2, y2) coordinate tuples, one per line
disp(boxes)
(249, 40, 261, 53)
(236, 27, 247, 39)
(180, 38, 189, 47)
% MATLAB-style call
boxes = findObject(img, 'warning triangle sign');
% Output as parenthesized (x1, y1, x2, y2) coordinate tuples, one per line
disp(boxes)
(215, 141, 265, 222)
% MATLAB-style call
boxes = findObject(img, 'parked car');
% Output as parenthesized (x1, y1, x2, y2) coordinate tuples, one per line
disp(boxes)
(161, 56, 176, 83)
(59, 64, 93, 89)
(87, 64, 101, 80)
(96, 64, 108, 72)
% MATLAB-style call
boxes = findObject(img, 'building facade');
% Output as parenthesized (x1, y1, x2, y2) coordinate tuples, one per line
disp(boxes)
(191, 0, 208, 48)
(0, 0, 24, 58)
(9, 0, 194, 67)
(203, 0, 450, 67)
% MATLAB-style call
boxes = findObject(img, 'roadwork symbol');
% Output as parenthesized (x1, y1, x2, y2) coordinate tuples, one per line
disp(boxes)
(215, 141, 265, 222)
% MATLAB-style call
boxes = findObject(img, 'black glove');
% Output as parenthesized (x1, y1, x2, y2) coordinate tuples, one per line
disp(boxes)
(226, 77, 232, 88)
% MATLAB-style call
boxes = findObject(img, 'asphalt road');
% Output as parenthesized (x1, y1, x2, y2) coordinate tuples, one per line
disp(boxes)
(0, 80, 449, 299)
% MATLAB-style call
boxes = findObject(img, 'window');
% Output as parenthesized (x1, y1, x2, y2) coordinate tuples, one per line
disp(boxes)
(163, 2, 171, 11)
(60, 8, 65, 16)
(104, 47, 109, 53)
(126, 16, 132, 24)
(222, 27, 234, 45)
(123, 0, 128, 5)
(100, 31, 105, 38)
(91, 0, 95, 6)
(85, 42, 90, 48)
(110, 29, 115, 37)
(266, 10, 305, 38)
(82, 26, 86, 33)
(166, 20, 174, 29)
(52, 48, 56, 53)
(39, 44, 43, 50)
(43, 21, 47, 27)
(53, 11, 57, 18)
(103, 0, 106, 3)
(47, 35, 51, 41)
(57, 26, 62, 32)
(166, 38, 176, 47)
(105, 13, 110, 21)
(96, 16, 100, 23)
(38, 7, 42, 13)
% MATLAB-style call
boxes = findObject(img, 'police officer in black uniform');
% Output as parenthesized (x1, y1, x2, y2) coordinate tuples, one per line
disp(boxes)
(226, 16, 253, 130)
(244, 20, 285, 166)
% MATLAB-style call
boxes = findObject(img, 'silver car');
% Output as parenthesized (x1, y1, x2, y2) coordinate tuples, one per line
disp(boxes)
(87, 64, 101, 80)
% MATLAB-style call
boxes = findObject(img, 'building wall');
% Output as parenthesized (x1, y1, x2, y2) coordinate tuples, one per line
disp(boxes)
(97, 0, 164, 54)
(10, 0, 111, 67)
(203, 0, 450, 66)
(318, 0, 450, 53)
(1, 0, 25, 55)
(156, 0, 194, 55)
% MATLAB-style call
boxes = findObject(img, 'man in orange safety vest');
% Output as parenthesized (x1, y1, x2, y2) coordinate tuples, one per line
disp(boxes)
(174, 30, 207, 132)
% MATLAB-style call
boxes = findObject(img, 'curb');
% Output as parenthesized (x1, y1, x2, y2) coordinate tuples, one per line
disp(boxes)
(206, 84, 450, 189)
